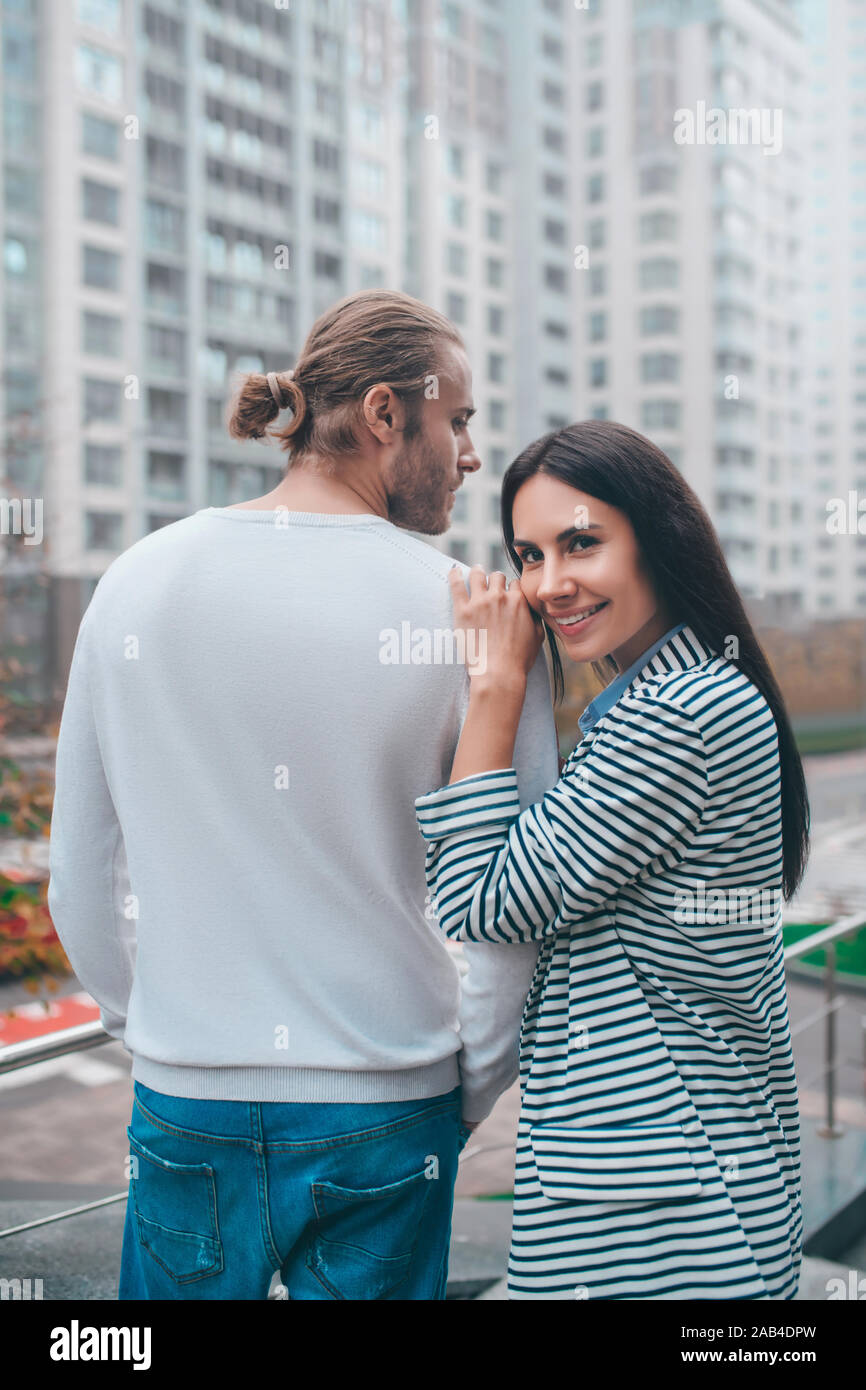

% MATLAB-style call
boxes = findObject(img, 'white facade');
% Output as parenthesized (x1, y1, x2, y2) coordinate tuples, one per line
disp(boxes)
(2, 0, 862, 687)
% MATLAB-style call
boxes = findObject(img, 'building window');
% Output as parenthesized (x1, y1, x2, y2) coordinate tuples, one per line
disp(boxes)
(541, 34, 563, 63)
(641, 400, 681, 429)
(145, 68, 185, 117)
(542, 126, 565, 154)
(147, 387, 187, 437)
(639, 210, 677, 243)
(144, 4, 184, 49)
(589, 265, 606, 295)
(82, 177, 120, 225)
(589, 358, 607, 388)
(147, 450, 186, 500)
(486, 256, 504, 287)
(587, 127, 604, 157)
(77, 0, 121, 33)
(489, 400, 506, 431)
(639, 163, 677, 194)
(442, 2, 463, 39)
(446, 242, 467, 275)
(588, 312, 606, 342)
(586, 81, 603, 111)
(640, 305, 679, 335)
(82, 110, 120, 160)
(83, 377, 122, 424)
(486, 209, 504, 241)
(146, 262, 185, 315)
(544, 172, 566, 198)
(586, 33, 603, 66)
(488, 352, 505, 382)
(147, 323, 186, 372)
(352, 157, 384, 200)
(641, 353, 679, 382)
(85, 511, 123, 550)
(312, 138, 340, 172)
(639, 257, 679, 289)
(486, 161, 503, 194)
(545, 265, 567, 292)
(84, 443, 122, 485)
(447, 144, 464, 178)
(75, 43, 122, 103)
(83, 244, 121, 290)
(314, 250, 341, 278)
(544, 218, 566, 245)
(351, 210, 386, 251)
(446, 291, 467, 324)
(587, 172, 605, 204)
(488, 304, 505, 335)
(146, 135, 184, 191)
(3, 235, 34, 279)
(448, 194, 466, 228)
(588, 218, 605, 249)
(145, 199, 185, 254)
(83, 310, 122, 357)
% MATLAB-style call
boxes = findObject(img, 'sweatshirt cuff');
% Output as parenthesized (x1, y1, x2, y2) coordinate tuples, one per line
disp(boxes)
(415, 768, 521, 840)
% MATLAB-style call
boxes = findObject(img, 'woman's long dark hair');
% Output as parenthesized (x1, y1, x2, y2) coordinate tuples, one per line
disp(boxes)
(501, 419, 810, 902)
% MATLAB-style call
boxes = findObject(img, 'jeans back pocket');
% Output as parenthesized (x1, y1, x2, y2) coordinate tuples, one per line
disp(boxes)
(308, 1166, 435, 1300)
(127, 1128, 224, 1285)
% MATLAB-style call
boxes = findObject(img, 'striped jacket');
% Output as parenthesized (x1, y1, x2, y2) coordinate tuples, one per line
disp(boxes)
(415, 624, 802, 1300)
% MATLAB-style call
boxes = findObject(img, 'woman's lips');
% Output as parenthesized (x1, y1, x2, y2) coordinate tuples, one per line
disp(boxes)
(549, 601, 609, 636)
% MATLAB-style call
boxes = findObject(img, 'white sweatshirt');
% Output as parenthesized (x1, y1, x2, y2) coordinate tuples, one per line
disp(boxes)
(47, 507, 559, 1121)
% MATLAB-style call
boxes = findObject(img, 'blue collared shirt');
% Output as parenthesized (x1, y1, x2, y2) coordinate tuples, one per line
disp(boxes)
(577, 622, 686, 736)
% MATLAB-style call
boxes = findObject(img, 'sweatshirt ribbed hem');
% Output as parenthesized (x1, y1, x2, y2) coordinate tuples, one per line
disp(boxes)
(131, 1052, 461, 1102)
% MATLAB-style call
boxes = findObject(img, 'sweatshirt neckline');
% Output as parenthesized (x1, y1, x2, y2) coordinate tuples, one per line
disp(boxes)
(197, 507, 393, 527)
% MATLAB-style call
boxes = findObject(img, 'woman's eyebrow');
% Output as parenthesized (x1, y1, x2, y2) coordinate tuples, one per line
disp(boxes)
(513, 523, 604, 546)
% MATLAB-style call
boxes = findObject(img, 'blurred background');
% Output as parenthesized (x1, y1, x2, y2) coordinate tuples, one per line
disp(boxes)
(0, 0, 865, 1299)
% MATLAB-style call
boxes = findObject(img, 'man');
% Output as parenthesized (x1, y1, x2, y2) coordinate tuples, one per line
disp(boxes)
(47, 289, 559, 1299)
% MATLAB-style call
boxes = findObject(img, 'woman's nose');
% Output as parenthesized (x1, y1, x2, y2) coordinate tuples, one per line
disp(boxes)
(536, 560, 577, 603)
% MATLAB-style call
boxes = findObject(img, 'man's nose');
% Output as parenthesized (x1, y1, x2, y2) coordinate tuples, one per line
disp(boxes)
(459, 443, 482, 474)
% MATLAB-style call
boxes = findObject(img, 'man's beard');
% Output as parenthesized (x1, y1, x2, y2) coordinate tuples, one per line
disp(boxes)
(384, 426, 452, 535)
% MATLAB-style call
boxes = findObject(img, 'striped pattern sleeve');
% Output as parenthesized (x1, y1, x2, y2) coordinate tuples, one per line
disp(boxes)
(414, 695, 709, 944)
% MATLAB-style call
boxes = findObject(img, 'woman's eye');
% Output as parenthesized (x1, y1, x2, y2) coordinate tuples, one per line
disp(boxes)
(519, 536, 596, 563)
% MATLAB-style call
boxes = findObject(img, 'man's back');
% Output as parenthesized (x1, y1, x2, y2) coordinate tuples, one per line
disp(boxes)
(48, 506, 559, 1112)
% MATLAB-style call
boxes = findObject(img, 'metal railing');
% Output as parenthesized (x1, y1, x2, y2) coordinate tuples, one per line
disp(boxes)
(784, 909, 866, 1139)
(1, 912, 865, 1241)
(0, 1022, 126, 1240)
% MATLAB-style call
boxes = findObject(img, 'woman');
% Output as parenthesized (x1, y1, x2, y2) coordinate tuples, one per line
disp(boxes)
(415, 420, 809, 1301)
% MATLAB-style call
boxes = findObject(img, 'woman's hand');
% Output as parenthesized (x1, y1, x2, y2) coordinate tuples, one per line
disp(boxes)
(449, 565, 544, 689)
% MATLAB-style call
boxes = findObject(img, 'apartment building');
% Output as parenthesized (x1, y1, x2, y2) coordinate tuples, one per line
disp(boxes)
(568, 0, 809, 624)
(1, 0, 46, 686)
(797, 0, 866, 617)
(1, 0, 859, 697)
(3, 0, 410, 685)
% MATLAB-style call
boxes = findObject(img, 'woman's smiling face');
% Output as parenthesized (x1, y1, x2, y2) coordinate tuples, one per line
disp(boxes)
(510, 472, 676, 672)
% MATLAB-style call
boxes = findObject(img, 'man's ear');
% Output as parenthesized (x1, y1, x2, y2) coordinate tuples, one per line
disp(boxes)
(362, 384, 406, 443)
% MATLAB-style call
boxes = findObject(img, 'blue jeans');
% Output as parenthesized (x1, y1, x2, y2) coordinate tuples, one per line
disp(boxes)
(118, 1081, 471, 1300)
